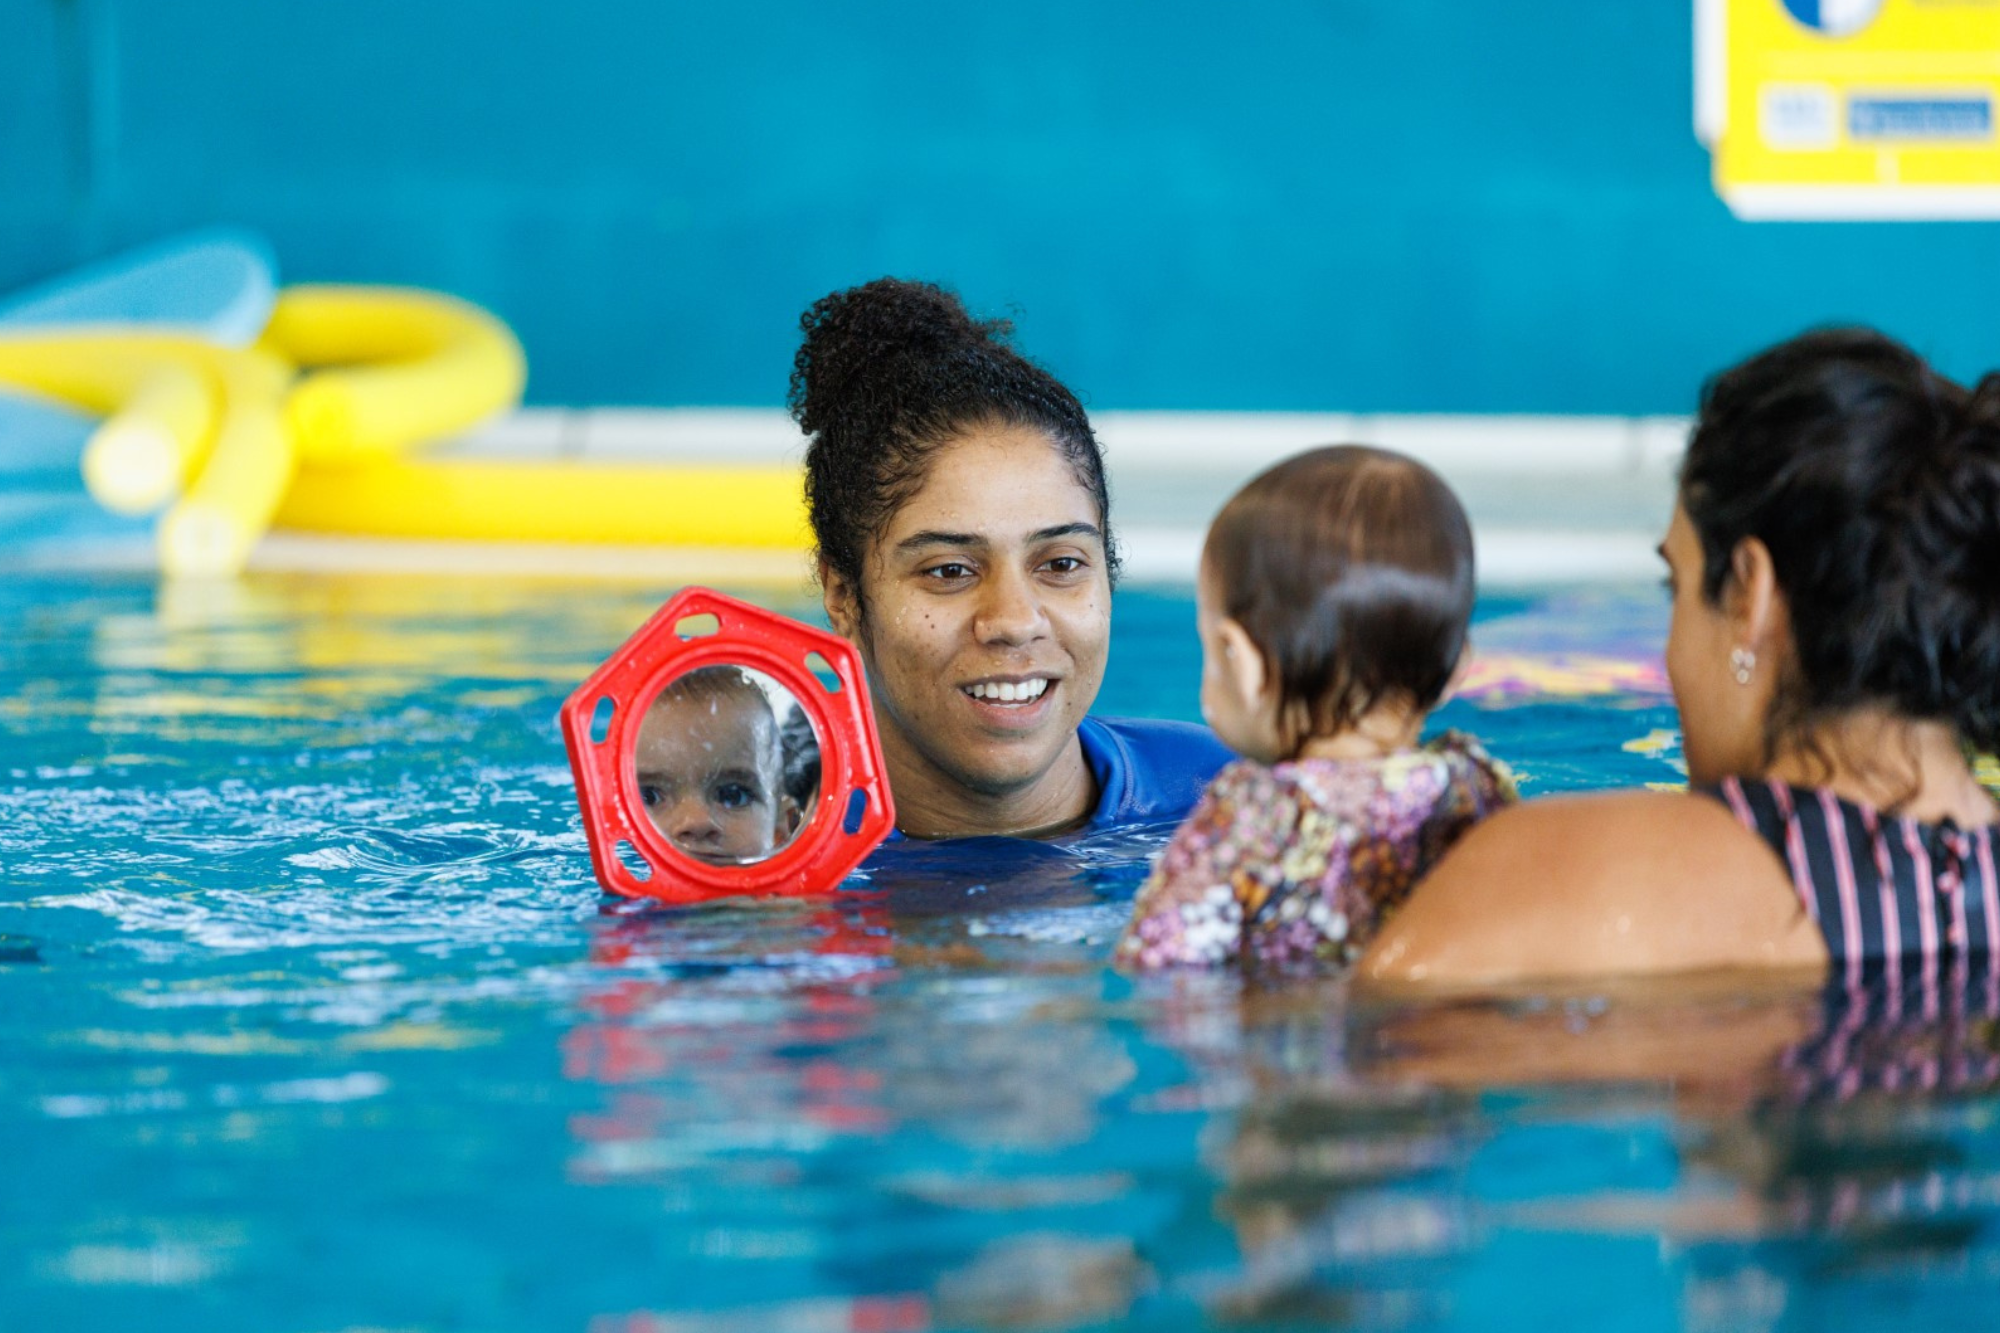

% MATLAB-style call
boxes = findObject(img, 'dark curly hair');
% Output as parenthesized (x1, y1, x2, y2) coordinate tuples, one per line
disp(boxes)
(788, 278, 1114, 599)
(1206, 446, 1474, 756)
(1681, 327, 2000, 761)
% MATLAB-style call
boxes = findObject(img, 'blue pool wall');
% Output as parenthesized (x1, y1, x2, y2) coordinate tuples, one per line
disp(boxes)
(5, 0, 2000, 413)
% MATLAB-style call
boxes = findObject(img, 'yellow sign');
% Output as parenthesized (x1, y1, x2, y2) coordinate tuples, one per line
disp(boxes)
(1698, 0, 2000, 218)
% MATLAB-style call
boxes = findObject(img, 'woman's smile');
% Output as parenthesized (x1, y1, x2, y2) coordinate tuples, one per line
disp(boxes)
(959, 673, 1057, 722)
(961, 675, 1051, 704)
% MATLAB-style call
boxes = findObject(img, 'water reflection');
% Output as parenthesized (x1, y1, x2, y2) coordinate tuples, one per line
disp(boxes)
(565, 897, 1139, 1172)
(560, 867, 2000, 1330)
(1120, 970, 2000, 1326)
(68, 575, 824, 753)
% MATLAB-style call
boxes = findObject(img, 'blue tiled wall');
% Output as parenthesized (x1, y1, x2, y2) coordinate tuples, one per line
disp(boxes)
(4, 1, 1997, 410)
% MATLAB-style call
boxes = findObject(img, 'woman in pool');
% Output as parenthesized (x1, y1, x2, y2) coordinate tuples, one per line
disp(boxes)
(790, 278, 1231, 839)
(1362, 328, 2000, 986)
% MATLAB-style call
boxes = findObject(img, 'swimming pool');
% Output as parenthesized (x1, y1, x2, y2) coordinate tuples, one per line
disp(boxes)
(5, 573, 1998, 1331)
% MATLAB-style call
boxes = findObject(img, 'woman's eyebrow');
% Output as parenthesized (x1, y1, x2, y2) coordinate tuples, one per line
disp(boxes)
(1032, 522, 1103, 544)
(896, 530, 985, 553)
(895, 522, 1102, 554)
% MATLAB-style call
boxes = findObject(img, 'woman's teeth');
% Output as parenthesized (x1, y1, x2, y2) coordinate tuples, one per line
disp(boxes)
(964, 679, 1049, 704)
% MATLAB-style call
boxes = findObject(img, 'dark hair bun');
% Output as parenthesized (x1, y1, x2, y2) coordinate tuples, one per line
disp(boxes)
(789, 278, 1012, 441)
(1919, 371, 2000, 748)
(1683, 328, 2000, 754)
(788, 278, 1112, 593)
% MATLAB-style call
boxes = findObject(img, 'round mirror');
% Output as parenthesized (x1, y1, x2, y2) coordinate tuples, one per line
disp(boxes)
(631, 663, 822, 866)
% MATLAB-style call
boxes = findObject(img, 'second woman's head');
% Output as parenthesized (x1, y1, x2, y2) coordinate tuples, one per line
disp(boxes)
(790, 278, 1114, 811)
(1664, 327, 2000, 786)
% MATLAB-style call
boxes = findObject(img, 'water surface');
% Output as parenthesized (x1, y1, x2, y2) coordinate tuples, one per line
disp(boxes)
(4, 574, 1996, 1331)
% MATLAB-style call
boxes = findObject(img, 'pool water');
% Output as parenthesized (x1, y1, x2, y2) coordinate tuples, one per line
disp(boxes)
(5, 574, 1999, 1331)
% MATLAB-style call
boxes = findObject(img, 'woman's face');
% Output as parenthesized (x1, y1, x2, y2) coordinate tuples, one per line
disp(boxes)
(1662, 503, 1772, 785)
(828, 424, 1111, 812)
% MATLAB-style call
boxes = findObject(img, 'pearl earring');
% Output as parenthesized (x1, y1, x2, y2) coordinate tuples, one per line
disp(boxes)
(1730, 646, 1756, 686)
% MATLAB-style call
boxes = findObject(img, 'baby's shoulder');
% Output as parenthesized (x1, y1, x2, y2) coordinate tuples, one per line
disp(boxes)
(1210, 756, 1362, 811)
(1204, 757, 1282, 797)
(1190, 758, 1331, 833)
(1420, 730, 1519, 804)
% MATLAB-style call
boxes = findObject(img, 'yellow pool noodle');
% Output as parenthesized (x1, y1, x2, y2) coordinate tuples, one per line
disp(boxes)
(0, 339, 162, 414)
(82, 363, 219, 515)
(158, 349, 297, 579)
(0, 332, 253, 513)
(261, 286, 527, 464)
(273, 458, 810, 549)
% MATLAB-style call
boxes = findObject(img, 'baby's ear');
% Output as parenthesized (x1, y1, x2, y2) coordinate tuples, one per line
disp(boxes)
(1217, 617, 1268, 709)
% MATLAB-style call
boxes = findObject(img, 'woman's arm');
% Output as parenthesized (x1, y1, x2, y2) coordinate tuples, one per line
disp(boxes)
(1358, 790, 1826, 987)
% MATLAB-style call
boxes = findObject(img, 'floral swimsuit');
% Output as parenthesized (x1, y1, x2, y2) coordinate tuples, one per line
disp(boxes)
(1114, 732, 1516, 972)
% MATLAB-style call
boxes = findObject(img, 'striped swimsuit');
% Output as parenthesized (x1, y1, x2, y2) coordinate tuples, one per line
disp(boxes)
(1775, 970, 2000, 1104)
(1702, 776, 2000, 986)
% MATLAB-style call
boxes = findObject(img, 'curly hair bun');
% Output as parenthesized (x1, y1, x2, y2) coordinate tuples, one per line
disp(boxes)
(789, 278, 1012, 440)
(788, 278, 1111, 593)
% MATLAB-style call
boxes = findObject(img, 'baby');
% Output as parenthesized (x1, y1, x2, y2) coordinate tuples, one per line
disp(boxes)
(635, 666, 802, 864)
(1115, 446, 1516, 971)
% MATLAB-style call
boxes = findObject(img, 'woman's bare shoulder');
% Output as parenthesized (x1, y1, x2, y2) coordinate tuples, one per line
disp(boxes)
(1358, 790, 1825, 987)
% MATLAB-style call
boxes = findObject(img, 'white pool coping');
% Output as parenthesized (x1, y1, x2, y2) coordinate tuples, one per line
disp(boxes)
(412, 407, 1684, 586)
(459, 406, 1691, 474)
(6, 408, 1687, 586)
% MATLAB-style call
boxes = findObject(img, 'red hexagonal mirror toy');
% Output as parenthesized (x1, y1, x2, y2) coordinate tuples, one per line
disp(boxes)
(561, 587, 895, 903)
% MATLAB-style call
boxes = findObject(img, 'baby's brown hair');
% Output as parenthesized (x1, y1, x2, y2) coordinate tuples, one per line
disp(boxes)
(1204, 445, 1474, 756)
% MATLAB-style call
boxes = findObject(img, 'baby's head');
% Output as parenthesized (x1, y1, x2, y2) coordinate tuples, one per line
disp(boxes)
(1199, 445, 1474, 762)
(635, 666, 801, 864)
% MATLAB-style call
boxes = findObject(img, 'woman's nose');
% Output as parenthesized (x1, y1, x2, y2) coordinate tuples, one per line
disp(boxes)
(973, 568, 1048, 646)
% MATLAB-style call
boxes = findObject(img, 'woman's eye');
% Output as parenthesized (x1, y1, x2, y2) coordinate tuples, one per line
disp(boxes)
(923, 562, 973, 581)
(1044, 556, 1086, 575)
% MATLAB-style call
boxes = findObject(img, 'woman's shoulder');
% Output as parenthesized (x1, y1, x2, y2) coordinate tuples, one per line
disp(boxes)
(1083, 715, 1232, 759)
(1358, 789, 1826, 986)
(1079, 716, 1234, 826)
(1438, 787, 1758, 857)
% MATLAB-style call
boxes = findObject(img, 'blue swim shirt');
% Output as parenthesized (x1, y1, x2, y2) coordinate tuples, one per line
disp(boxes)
(875, 715, 1232, 847)
(857, 717, 1231, 907)
(1076, 715, 1233, 832)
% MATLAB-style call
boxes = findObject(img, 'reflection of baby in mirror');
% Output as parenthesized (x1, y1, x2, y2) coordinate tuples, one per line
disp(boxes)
(636, 666, 801, 864)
